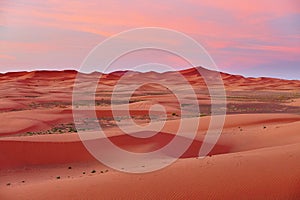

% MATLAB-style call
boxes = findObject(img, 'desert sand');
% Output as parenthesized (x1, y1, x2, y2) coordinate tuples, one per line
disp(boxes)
(0, 67, 299, 199)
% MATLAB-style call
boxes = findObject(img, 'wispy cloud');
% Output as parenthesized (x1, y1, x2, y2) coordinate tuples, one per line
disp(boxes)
(0, 0, 299, 79)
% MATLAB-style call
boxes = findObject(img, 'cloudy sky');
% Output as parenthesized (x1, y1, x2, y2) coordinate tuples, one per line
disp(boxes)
(1, 0, 299, 79)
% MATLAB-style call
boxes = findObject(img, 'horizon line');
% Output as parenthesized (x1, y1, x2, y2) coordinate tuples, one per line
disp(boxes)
(0, 66, 299, 81)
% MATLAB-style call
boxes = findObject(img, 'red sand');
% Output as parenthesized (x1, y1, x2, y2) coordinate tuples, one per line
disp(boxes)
(0, 68, 299, 199)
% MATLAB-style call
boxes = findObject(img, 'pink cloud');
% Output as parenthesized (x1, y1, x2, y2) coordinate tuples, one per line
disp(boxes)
(1, 0, 299, 79)
(0, 54, 15, 60)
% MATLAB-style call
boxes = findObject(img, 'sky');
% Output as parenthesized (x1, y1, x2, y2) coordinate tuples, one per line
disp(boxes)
(1, 0, 300, 79)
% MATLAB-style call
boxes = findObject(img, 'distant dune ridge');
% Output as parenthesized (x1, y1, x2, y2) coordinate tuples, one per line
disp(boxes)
(0, 66, 299, 199)
(0, 66, 299, 88)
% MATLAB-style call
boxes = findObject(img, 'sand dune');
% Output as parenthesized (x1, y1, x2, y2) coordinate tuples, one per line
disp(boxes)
(1, 114, 299, 169)
(0, 109, 73, 136)
(1, 142, 299, 200)
(0, 67, 299, 199)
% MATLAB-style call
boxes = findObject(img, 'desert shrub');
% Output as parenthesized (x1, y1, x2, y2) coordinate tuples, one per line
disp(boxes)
(26, 132, 35, 136)
(68, 127, 77, 132)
